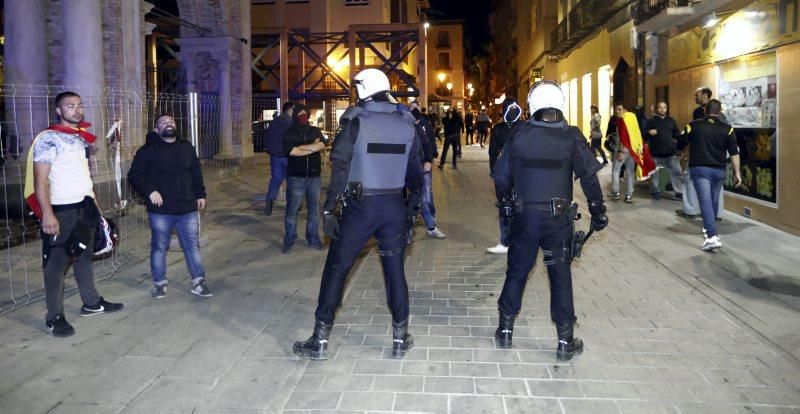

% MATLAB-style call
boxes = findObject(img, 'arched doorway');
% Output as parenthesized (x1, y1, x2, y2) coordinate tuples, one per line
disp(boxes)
(613, 58, 636, 109)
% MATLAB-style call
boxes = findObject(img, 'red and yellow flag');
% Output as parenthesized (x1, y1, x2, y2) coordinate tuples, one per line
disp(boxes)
(24, 122, 97, 219)
(617, 112, 656, 181)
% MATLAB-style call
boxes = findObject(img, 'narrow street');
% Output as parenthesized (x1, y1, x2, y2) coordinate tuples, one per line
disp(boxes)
(0, 150, 798, 413)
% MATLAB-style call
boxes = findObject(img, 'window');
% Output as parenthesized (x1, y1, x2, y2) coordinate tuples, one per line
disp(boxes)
(437, 52, 451, 70)
(345, 0, 369, 5)
(582, 73, 592, 137)
(569, 78, 578, 126)
(437, 30, 450, 48)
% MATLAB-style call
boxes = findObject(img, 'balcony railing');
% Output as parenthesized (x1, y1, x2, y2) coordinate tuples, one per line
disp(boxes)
(632, 0, 691, 25)
(550, 0, 635, 57)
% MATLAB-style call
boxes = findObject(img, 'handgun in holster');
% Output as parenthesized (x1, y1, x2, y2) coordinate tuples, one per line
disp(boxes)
(343, 182, 363, 203)
(565, 202, 586, 262)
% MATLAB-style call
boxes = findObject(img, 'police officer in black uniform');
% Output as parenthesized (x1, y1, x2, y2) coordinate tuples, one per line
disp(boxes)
(492, 81, 608, 361)
(292, 69, 424, 360)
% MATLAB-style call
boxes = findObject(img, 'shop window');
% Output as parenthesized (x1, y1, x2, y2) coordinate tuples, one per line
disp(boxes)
(581, 73, 592, 137)
(569, 78, 578, 126)
(717, 52, 777, 204)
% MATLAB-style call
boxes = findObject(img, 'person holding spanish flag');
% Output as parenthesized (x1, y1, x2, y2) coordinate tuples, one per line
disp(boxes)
(25, 91, 123, 337)
(608, 102, 656, 203)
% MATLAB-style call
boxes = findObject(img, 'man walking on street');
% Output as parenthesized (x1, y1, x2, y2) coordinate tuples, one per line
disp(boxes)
(264, 101, 294, 216)
(410, 101, 446, 239)
(476, 109, 491, 148)
(644, 102, 684, 200)
(438, 109, 463, 169)
(282, 104, 326, 253)
(128, 113, 213, 299)
(30, 91, 124, 336)
(678, 99, 742, 251)
(487, 97, 522, 254)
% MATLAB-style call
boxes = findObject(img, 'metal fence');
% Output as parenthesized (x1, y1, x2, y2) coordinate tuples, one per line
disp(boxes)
(0, 85, 231, 313)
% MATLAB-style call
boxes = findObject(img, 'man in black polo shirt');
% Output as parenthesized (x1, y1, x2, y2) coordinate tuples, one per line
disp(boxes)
(678, 99, 742, 251)
(644, 102, 683, 200)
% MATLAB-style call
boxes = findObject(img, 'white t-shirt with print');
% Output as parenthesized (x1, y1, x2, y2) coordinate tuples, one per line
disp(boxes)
(32, 130, 95, 205)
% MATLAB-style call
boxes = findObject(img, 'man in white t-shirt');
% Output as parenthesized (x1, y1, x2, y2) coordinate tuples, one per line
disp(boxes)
(33, 91, 123, 337)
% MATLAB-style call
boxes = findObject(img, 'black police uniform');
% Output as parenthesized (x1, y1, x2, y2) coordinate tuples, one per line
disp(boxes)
(293, 98, 423, 361)
(492, 117, 606, 360)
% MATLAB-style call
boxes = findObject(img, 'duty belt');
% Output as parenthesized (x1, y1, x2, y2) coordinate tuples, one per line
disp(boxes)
(362, 187, 403, 196)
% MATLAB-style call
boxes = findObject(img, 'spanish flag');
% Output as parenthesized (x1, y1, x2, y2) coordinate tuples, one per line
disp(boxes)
(617, 112, 656, 181)
(24, 122, 97, 219)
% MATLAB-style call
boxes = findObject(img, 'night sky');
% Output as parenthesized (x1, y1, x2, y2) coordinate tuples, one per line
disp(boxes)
(427, 0, 492, 59)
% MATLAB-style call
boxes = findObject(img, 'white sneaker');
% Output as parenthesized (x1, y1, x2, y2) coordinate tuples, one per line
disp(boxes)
(426, 227, 447, 239)
(487, 243, 509, 254)
(701, 235, 722, 251)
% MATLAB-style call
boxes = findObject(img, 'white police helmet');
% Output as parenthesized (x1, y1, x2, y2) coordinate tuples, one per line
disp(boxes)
(527, 80, 565, 116)
(354, 68, 391, 100)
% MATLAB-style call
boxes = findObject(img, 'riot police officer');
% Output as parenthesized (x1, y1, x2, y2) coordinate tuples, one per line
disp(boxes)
(492, 81, 608, 361)
(292, 69, 423, 360)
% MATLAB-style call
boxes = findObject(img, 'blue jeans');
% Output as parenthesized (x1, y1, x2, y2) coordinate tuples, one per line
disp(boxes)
(149, 212, 206, 286)
(421, 171, 437, 229)
(690, 166, 725, 238)
(267, 155, 288, 201)
(285, 176, 322, 246)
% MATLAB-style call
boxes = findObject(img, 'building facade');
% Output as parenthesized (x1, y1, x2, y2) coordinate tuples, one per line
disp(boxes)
(426, 21, 466, 116)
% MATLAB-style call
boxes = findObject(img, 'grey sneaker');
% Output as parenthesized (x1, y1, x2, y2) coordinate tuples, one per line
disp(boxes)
(624, 195, 633, 203)
(190, 280, 213, 297)
(608, 192, 620, 200)
(151, 285, 167, 299)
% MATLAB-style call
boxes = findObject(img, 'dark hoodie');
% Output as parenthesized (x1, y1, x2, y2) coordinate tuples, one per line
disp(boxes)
(282, 104, 325, 177)
(127, 134, 206, 215)
(489, 98, 522, 172)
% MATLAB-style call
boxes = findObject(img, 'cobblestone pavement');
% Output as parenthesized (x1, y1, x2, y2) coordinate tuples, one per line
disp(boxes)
(1, 149, 799, 413)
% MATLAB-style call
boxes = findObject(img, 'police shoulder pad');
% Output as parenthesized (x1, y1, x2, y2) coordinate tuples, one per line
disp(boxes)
(339, 105, 365, 123)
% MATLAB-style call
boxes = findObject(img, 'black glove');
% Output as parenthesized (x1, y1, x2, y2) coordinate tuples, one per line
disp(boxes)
(406, 199, 422, 218)
(591, 213, 608, 231)
(323, 213, 340, 241)
(588, 201, 608, 232)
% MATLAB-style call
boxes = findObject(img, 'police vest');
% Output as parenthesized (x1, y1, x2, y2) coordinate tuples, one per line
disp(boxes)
(510, 122, 580, 204)
(347, 101, 415, 190)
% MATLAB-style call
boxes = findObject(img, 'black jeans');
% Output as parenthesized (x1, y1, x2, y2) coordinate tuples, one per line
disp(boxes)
(315, 193, 409, 324)
(498, 208, 576, 324)
(590, 138, 607, 163)
(43, 201, 101, 320)
(439, 134, 459, 167)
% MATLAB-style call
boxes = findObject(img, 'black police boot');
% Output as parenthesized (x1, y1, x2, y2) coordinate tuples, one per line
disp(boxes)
(293, 319, 332, 360)
(495, 312, 515, 349)
(391, 319, 414, 359)
(555, 322, 584, 361)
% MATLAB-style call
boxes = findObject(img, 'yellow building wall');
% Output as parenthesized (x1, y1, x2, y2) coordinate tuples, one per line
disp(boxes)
(553, 22, 635, 136)
(426, 23, 466, 110)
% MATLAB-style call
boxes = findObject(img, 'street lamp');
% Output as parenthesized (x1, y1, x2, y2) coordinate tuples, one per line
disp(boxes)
(424, 22, 430, 29)
(446, 82, 453, 92)
(437, 72, 446, 83)
(467, 83, 473, 90)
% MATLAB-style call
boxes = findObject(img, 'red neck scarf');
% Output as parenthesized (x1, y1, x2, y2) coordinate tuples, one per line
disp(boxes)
(47, 121, 97, 144)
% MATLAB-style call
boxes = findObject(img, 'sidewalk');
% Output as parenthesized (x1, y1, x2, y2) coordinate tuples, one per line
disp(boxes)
(0, 150, 798, 413)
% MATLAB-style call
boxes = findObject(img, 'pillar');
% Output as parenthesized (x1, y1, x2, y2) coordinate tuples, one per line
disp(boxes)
(3, 0, 49, 152)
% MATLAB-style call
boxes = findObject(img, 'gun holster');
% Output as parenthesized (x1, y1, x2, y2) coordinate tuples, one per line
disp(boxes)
(345, 182, 363, 202)
(564, 203, 585, 262)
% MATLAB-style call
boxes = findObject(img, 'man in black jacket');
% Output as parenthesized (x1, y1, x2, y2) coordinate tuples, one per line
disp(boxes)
(487, 97, 522, 254)
(410, 101, 446, 239)
(678, 100, 742, 251)
(264, 101, 295, 216)
(644, 102, 684, 200)
(438, 109, 463, 169)
(281, 104, 326, 253)
(128, 113, 211, 299)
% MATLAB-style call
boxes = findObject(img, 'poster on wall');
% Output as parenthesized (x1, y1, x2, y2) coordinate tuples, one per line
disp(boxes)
(719, 74, 777, 203)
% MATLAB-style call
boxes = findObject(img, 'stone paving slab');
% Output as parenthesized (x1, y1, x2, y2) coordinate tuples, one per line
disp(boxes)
(0, 151, 799, 413)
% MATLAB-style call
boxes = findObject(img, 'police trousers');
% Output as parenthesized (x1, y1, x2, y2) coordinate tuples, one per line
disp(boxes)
(315, 193, 409, 325)
(498, 208, 576, 325)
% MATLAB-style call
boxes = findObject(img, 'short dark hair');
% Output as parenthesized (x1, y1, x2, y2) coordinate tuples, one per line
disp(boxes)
(55, 91, 81, 107)
(697, 87, 713, 99)
(590, 105, 598, 112)
(154, 112, 174, 127)
(613, 101, 625, 109)
(282, 101, 295, 113)
(705, 99, 722, 115)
